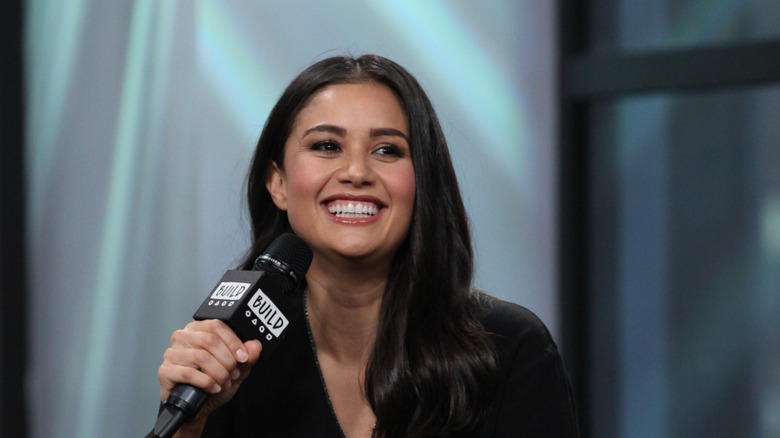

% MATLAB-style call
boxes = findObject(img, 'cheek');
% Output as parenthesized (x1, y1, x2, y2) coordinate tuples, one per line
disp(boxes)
(281, 161, 332, 232)
(284, 161, 325, 200)
(391, 167, 416, 215)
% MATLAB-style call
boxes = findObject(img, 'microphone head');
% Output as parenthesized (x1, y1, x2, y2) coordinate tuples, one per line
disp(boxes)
(254, 233, 312, 286)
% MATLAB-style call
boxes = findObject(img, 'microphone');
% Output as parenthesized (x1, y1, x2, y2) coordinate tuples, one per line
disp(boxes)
(151, 233, 312, 438)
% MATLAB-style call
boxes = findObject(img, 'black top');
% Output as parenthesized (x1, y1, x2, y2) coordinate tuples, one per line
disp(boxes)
(197, 295, 579, 437)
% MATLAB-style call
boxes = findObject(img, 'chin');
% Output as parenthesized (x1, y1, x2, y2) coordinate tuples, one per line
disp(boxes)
(329, 238, 393, 264)
(333, 242, 377, 259)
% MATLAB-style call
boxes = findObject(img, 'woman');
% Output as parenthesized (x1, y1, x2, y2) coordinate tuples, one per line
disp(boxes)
(157, 55, 579, 437)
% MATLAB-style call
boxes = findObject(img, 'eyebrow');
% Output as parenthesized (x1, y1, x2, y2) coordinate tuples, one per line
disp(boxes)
(302, 124, 346, 138)
(301, 124, 409, 142)
(370, 127, 409, 142)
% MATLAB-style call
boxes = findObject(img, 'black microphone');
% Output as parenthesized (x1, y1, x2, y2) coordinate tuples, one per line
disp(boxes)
(151, 233, 312, 438)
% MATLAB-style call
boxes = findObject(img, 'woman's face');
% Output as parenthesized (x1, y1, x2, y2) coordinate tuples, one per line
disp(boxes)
(266, 82, 416, 268)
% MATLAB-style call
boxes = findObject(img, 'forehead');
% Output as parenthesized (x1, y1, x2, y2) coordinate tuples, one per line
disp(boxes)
(291, 82, 408, 133)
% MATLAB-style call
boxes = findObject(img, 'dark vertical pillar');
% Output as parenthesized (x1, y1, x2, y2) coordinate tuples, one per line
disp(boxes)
(557, 1, 592, 436)
(0, 0, 29, 436)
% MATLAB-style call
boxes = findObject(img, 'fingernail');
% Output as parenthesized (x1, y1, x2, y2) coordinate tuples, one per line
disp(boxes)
(231, 368, 240, 380)
(211, 383, 221, 393)
(236, 348, 249, 363)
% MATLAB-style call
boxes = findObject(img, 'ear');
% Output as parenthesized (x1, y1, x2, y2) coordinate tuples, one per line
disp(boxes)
(266, 162, 288, 211)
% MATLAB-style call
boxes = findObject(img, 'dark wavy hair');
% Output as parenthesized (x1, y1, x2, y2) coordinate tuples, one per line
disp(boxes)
(240, 54, 498, 437)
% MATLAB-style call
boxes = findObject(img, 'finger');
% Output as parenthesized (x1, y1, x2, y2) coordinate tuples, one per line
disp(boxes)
(230, 340, 262, 384)
(162, 346, 232, 390)
(158, 361, 221, 402)
(236, 340, 262, 375)
(173, 322, 240, 375)
(185, 319, 250, 365)
(244, 339, 262, 364)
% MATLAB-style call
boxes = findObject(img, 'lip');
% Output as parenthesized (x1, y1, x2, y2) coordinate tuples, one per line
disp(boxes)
(321, 193, 386, 225)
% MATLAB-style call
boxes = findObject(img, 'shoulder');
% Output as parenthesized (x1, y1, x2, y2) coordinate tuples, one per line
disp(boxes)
(475, 292, 557, 355)
(474, 291, 565, 376)
(472, 291, 580, 436)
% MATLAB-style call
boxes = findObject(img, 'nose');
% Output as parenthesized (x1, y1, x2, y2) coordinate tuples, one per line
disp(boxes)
(337, 150, 374, 187)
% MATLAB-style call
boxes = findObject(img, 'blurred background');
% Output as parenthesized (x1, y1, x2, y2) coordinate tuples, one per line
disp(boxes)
(1, 1, 779, 437)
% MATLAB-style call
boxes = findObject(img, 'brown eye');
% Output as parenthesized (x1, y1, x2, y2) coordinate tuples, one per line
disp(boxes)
(375, 144, 404, 157)
(311, 140, 341, 154)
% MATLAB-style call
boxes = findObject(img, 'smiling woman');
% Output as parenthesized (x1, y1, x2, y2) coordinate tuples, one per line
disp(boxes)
(152, 55, 579, 438)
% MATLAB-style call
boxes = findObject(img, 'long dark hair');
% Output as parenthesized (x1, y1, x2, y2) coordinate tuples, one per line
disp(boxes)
(241, 55, 498, 437)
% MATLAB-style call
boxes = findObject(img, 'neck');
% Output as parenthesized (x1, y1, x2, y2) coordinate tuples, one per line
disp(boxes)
(304, 258, 386, 364)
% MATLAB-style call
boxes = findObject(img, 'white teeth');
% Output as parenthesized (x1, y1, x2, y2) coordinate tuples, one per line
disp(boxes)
(327, 201, 380, 218)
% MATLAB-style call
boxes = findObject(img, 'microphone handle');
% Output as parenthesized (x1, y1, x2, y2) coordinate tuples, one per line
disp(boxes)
(152, 383, 208, 437)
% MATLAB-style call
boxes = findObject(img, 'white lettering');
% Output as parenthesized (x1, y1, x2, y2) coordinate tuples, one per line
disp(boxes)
(209, 282, 251, 301)
(247, 289, 289, 338)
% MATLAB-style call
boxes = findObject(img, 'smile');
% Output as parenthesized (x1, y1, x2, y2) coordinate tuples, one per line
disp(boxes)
(326, 201, 380, 218)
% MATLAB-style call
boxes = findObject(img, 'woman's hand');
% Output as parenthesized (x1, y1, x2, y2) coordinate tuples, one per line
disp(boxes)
(157, 319, 262, 434)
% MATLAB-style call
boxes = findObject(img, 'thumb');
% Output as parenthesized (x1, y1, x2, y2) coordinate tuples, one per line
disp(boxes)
(244, 339, 262, 364)
(234, 340, 262, 382)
